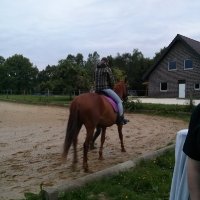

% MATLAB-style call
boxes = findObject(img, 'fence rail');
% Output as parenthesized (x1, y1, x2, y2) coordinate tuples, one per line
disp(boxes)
(1, 89, 200, 100)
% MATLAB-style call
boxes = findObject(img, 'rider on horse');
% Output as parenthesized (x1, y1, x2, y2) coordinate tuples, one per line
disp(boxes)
(94, 57, 129, 125)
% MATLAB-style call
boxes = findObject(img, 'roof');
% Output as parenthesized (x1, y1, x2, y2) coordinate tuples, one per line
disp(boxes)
(143, 34, 200, 81)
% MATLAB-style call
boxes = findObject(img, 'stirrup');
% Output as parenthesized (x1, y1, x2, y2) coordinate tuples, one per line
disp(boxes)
(116, 115, 129, 125)
(123, 118, 129, 124)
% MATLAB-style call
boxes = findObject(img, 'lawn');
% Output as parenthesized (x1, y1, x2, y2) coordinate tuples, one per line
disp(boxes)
(0, 94, 72, 106)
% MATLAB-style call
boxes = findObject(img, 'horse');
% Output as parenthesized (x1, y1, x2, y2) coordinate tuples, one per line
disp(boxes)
(62, 79, 128, 172)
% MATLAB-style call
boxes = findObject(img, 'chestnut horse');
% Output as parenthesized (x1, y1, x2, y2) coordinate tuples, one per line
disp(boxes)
(62, 79, 128, 172)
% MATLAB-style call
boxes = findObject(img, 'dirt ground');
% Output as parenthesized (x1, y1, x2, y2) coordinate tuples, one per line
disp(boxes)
(0, 101, 188, 199)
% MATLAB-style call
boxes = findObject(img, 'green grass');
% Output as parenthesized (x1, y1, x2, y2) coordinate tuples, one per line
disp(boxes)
(124, 101, 192, 122)
(0, 95, 192, 121)
(58, 150, 174, 200)
(0, 94, 72, 106)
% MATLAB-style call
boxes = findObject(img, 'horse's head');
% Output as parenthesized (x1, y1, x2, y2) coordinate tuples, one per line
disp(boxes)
(114, 78, 128, 102)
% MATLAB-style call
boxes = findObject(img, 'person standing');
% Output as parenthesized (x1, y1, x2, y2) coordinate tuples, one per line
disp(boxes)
(183, 104, 200, 200)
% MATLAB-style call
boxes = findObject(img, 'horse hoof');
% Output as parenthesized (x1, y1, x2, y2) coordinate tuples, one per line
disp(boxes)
(121, 148, 126, 152)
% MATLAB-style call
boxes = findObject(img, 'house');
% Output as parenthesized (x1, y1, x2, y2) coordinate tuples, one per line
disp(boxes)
(143, 34, 200, 98)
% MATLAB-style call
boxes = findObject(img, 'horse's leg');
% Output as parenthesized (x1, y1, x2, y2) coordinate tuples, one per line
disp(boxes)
(72, 136, 78, 171)
(90, 126, 102, 149)
(99, 127, 106, 160)
(73, 136, 78, 163)
(117, 125, 126, 152)
(83, 127, 95, 172)
(72, 125, 82, 170)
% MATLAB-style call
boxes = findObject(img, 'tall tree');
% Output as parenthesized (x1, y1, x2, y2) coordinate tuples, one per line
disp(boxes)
(0, 56, 5, 65)
(0, 56, 7, 91)
(75, 53, 84, 67)
(4, 54, 38, 93)
(85, 51, 100, 84)
(153, 47, 167, 63)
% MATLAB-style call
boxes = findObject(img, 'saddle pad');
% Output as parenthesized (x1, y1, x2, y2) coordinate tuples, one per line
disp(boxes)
(104, 96, 118, 112)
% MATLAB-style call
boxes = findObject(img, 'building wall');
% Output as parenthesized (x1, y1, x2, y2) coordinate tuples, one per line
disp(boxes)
(148, 41, 200, 98)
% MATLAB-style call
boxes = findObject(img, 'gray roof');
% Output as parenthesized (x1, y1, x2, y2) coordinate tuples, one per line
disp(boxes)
(143, 34, 200, 81)
(179, 34, 200, 54)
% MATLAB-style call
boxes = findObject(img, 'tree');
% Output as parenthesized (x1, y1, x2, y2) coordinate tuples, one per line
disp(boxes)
(111, 49, 152, 95)
(112, 68, 126, 81)
(0, 56, 7, 92)
(0, 56, 5, 65)
(153, 47, 167, 63)
(75, 53, 85, 67)
(3, 54, 39, 94)
(37, 65, 58, 93)
(54, 57, 90, 94)
(85, 52, 100, 84)
(0, 46, 169, 96)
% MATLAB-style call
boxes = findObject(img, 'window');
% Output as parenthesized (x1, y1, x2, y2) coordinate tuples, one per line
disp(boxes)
(168, 61, 177, 70)
(160, 82, 168, 91)
(194, 83, 200, 90)
(184, 59, 193, 69)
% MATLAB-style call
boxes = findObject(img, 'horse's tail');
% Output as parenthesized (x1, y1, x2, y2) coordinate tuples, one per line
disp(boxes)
(62, 100, 81, 159)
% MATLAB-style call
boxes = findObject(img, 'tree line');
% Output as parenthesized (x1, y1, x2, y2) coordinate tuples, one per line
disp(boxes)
(0, 48, 165, 96)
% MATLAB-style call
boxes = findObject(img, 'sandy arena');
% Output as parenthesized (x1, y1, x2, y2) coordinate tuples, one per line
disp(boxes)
(0, 101, 188, 199)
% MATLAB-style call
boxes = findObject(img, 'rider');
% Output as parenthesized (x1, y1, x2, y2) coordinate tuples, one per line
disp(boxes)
(94, 57, 129, 125)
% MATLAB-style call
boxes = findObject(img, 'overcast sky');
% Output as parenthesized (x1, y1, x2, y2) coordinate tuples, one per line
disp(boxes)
(1, 0, 200, 70)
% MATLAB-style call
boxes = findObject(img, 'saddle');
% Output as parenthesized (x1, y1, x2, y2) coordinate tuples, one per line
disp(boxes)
(104, 96, 118, 112)
(95, 91, 129, 125)
(96, 91, 118, 112)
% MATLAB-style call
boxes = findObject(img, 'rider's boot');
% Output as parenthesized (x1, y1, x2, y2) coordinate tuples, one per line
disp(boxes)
(116, 114, 129, 125)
